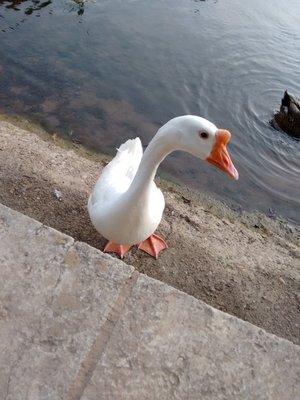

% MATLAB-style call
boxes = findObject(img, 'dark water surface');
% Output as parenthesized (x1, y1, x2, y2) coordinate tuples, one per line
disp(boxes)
(1, 0, 299, 223)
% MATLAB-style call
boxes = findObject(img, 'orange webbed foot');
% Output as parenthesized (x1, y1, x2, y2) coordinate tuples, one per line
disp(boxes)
(138, 234, 168, 259)
(103, 241, 132, 259)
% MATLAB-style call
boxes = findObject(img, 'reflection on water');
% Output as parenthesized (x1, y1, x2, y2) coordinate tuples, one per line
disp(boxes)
(0, 0, 84, 18)
(0, 0, 299, 223)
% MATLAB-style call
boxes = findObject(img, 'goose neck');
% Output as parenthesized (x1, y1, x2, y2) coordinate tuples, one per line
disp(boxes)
(128, 137, 171, 197)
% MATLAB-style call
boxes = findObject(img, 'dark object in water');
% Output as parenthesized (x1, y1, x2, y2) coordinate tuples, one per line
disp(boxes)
(25, 1, 52, 15)
(272, 91, 300, 139)
(0, 0, 84, 17)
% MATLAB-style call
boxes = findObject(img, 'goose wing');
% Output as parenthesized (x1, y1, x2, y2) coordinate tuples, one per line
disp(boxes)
(88, 137, 143, 207)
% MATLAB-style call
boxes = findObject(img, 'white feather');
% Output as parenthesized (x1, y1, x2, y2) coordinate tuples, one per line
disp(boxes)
(88, 137, 143, 207)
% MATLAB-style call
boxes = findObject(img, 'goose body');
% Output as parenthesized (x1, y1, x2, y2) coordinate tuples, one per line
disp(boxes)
(88, 116, 238, 258)
(88, 137, 164, 245)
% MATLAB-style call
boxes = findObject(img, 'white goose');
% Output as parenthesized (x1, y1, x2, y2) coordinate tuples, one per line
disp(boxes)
(88, 116, 238, 258)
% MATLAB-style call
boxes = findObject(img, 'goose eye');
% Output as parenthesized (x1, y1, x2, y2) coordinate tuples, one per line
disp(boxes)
(199, 131, 208, 139)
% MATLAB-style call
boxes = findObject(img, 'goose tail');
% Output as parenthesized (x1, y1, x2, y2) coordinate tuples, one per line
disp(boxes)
(113, 137, 143, 179)
(88, 137, 143, 209)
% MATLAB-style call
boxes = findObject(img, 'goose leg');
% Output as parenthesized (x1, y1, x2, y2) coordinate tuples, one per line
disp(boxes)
(138, 234, 168, 259)
(103, 241, 132, 259)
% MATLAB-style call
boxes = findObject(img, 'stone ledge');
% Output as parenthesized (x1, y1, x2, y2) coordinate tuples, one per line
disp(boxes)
(0, 203, 299, 400)
(0, 204, 135, 400)
(82, 274, 300, 400)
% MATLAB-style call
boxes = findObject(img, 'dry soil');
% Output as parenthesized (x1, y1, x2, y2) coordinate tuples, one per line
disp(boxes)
(0, 115, 299, 344)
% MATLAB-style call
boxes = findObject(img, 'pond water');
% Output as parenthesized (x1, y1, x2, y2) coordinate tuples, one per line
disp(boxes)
(0, 0, 299, 223)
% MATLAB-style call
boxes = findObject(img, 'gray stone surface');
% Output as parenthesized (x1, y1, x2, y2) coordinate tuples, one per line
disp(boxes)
(82, 275, 300, 400)
(0, 203, 299, 400)
(0, 204, 135, 400)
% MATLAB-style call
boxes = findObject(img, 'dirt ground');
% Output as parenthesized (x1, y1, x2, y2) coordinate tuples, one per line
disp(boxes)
(0, 114, 299, 345)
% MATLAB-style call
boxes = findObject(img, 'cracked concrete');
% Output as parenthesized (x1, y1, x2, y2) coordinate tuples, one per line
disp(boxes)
(0, 203, 299, 399)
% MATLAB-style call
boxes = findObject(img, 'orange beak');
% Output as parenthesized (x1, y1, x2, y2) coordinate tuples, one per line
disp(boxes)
(206, 129, 239, 180)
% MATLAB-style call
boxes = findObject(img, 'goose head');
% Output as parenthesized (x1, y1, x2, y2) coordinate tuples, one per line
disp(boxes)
(158, 115, 239, 180)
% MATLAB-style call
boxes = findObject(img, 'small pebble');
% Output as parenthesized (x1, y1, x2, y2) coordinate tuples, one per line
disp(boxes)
(53, 189, 62, 201)
(279, 277, 286, 285)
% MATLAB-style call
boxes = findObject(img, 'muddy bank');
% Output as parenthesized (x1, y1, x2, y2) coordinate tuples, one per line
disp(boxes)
(0, 114, 299, 344)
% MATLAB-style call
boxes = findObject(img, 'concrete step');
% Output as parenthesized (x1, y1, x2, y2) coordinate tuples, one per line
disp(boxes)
(0, 203, 299, 400)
